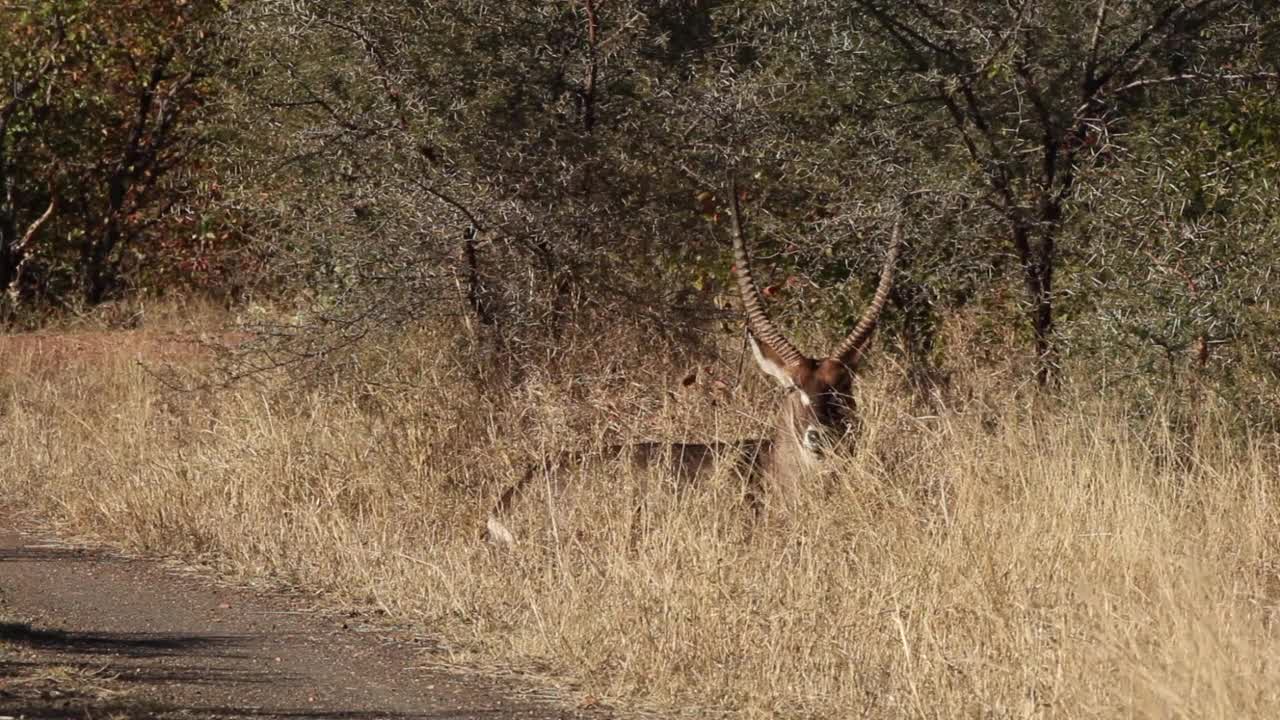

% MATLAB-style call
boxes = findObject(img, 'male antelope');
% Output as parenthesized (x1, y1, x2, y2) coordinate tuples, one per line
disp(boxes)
(485, 183, 901, 545)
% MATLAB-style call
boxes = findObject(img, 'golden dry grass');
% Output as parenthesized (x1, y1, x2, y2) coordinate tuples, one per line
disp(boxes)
(2, 325, 1279, 718)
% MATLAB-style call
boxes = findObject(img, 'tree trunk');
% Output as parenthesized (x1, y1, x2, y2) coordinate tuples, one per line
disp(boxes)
(1010, 218, 1058, 386)
(0, 231, 17, 306)
(83, 210, 122, 306)
(0, 124, 16, 301)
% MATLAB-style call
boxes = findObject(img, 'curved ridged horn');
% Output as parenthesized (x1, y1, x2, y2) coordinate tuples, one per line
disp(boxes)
(727, 178, 807, 367)
(830, 219, 901, 367)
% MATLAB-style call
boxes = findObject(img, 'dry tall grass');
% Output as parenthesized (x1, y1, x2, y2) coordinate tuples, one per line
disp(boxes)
(2, 326, 1278, 718)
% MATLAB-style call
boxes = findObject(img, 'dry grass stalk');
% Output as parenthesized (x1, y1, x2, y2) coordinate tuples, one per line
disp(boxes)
(2, 325, 1278, 718)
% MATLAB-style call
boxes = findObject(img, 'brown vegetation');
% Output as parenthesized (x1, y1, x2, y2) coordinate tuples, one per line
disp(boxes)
(3, 4, 1276, 715)
(3, 318, 1278, 718)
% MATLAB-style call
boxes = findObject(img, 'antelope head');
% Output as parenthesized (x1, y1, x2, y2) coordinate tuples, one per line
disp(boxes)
(728, 180, 901, 459)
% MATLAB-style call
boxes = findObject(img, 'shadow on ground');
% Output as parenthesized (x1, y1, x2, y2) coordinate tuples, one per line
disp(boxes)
(0, 697, 447, 719)
(0, 620, 518, 719)
(0, 621, 246, 658)
(0, 544, 108, 563)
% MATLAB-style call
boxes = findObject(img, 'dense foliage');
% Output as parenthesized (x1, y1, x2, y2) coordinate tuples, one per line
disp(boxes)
(0, 0, 229, 321)
(3, 1, 1278, 406)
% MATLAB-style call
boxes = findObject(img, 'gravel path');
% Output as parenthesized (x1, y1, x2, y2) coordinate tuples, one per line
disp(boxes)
(0, 524, 599, 720)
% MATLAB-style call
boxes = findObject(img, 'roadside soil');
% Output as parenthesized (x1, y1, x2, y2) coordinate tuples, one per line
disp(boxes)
(0, 518, 603, 720)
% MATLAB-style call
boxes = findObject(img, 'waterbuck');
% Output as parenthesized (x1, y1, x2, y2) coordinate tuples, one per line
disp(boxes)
(484, 183, 901, 545)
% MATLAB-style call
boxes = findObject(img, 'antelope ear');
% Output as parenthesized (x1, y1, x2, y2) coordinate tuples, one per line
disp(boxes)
(748, 333, 796, 388)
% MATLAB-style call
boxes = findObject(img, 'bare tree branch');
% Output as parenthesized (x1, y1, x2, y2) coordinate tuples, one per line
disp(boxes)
(15, 190, 55, 253)
(1085, 0, 1109, 88)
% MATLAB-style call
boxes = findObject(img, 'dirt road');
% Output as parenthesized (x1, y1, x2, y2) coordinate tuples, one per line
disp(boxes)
(0, 523, 600, 719)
